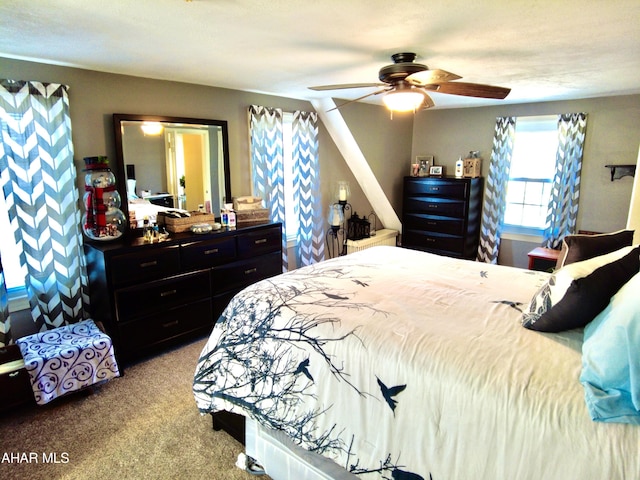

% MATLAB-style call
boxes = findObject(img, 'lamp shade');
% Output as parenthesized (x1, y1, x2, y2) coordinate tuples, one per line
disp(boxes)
(382, 89, 426, 112)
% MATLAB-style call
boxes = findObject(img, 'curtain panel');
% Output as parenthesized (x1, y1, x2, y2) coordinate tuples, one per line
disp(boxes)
(543, 113, 588, 248)
(0, 79, 88, 346)
(248, 105, 288, 270)
(291, 110, 324, 266)
(249, 105, 324, 272)
(477, 116, 516, 263)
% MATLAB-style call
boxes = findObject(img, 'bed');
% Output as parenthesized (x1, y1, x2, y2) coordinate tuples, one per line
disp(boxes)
(193, 245, 639, 480)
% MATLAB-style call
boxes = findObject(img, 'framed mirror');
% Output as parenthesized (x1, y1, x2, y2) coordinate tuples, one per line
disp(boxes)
(113, 113, 231, 228)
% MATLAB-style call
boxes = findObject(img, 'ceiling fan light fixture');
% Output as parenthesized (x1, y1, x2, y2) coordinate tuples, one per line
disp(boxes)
(382, 88, 426, 112)
(140, 121, 163, 136)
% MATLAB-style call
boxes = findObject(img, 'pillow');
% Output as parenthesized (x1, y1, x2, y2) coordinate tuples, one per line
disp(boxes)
(522, 246, 640, 332)
(556, 229, 634, 269)
(580, 272, 640, 424)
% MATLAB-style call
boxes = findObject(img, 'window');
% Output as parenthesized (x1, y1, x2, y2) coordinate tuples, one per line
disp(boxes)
(503, 115, 558, 233)
(282, 112, 299, 244)
(0, 193, 28, 311)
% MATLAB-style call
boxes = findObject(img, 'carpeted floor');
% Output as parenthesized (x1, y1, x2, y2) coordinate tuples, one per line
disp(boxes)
(0, 335, 266, 480)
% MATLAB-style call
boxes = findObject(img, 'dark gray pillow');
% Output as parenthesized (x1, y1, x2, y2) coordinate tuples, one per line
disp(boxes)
(524, 246, 640, 332)
(556, 230, 634, 268)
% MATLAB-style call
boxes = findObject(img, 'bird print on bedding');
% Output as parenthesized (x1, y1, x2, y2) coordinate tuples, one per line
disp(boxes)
(377, 377, 407, 414)
(193, 258, 429, 479)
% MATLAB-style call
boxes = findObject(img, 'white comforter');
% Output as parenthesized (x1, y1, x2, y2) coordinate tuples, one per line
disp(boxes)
(193, 246, 638, 480)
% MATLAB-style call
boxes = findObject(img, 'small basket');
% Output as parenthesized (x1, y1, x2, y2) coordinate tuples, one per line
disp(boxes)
(159, 212, 216, 233)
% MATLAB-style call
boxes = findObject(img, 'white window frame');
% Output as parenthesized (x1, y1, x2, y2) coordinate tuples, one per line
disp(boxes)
(502, 115, 557, 241)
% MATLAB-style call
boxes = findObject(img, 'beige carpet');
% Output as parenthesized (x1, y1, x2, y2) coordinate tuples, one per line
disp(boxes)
(0, 335, 267, 480)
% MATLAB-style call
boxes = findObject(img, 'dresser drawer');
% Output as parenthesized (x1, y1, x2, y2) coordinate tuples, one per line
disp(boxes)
(404, 196, 466, 218)
(115, 270, 211, 322)
(403, 230, 464, 254)
(404, 178, 468, 197)
(109, 245, 181, 286)
(180, 236, 237, 269)
(403, 213, 465, 236)
(237, 226, 282, 258)
(212, 251, 282, 293)
(117, 298, 213, 353)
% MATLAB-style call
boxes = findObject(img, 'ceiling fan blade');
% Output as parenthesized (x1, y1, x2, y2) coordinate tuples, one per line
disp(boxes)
(434, 81, 511, 99)
(405, 69, 461, 86)
(309, 83, 385, 91)
(326, 88, 390, 111)
(421, 91, 435, 109)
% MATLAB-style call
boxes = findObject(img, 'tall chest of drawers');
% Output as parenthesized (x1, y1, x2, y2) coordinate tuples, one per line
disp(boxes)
(84, 223, 282, 364)
(402, 176, 483, 259)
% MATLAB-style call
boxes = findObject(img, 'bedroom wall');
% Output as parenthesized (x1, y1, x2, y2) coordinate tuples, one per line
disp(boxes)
(0, 57, 413, 234)
(411, 95, 640, 267)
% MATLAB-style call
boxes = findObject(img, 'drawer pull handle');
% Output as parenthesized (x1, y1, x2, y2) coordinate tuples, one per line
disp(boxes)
(427, 238, 436, 243)
(244, 267, 257, 275)
(140, 260, 158, 268)
(204, 248, 219, 255)
(162, 320, 179, 328)
(254, 238, 267, 245)
(160, 289, 177, 297)
(431, 187, 440, 191)
(428, 204, 438, 208)
(427, 221, 437, 225)
(9, 371, 20, 378)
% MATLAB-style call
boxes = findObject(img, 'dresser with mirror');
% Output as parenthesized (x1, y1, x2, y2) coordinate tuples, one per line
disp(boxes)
(84, 114, 282, 365)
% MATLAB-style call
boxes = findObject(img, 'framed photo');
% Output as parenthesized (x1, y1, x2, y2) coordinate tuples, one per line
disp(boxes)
(414, 155, 433, 177)
(429, 165, 444, 176)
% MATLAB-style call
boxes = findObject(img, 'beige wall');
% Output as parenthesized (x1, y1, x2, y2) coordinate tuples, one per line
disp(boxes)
(1, 57, 412, 231)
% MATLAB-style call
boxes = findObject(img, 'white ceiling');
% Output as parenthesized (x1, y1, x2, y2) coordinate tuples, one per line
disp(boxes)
(1, 0, 639, 110)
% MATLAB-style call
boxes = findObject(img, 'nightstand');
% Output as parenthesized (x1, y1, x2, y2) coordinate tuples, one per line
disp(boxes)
(527, 247, 560, 271)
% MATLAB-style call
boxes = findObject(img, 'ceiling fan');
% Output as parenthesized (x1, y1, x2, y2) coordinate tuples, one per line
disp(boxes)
(309, 52, 510, 112)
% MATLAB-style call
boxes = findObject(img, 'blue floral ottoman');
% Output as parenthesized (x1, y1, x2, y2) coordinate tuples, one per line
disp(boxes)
(16, 319, 120, 405)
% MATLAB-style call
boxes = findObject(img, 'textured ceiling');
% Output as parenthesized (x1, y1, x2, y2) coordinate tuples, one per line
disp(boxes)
(1, 0, 639, 109)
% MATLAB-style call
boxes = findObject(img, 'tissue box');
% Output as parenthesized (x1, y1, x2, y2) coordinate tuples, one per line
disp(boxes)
(236, 208, 270, 227)
(159, 211, 216, 233)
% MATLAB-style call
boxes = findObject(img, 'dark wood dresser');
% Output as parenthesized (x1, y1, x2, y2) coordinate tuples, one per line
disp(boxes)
(402, 176, 483, 259)
(84, 223, 282, 364)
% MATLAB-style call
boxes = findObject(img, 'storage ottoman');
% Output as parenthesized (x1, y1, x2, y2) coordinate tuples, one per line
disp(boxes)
(16, 319, 120, 405)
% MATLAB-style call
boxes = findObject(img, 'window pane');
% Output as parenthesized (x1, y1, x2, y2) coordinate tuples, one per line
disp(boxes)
(506, 180, 525, 203)
(523, 182, 544, 205)
(0, 195, 25, 289)
(504, 115, 558, 230)
(504, 205, 523, 226)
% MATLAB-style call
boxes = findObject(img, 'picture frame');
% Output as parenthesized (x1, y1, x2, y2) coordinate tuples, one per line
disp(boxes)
(413, 155, 433, 177)
(429, 165, 444, 176)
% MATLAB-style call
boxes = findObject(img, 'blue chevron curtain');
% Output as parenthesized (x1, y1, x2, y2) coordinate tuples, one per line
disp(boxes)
(477, 116, 516, 263)
(542, 113, 588, 248)
(249, 105, 324, 271)
(0, 80, 88, 346)
(478, 113, 587, 263)
(291, 110, 324, 267)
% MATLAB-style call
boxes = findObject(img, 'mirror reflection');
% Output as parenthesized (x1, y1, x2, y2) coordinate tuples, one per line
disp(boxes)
(113, 114, 231, 227)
